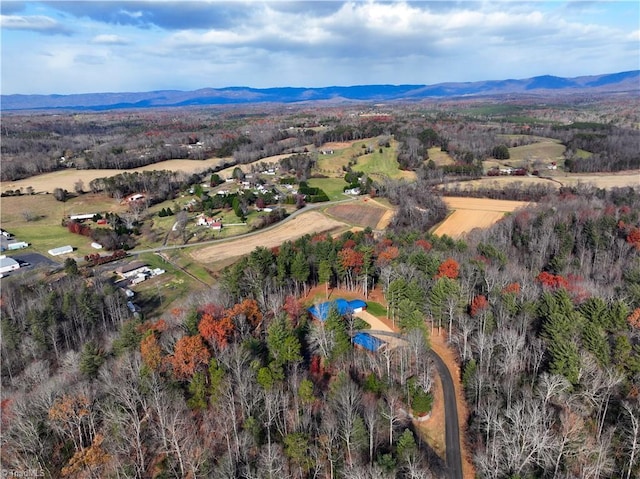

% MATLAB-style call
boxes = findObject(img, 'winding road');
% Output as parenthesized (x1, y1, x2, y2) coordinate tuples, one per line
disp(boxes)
(364, 330, 464, 479)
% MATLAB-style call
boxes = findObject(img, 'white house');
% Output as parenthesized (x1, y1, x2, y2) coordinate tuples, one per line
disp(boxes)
(197, 214, 223, 230)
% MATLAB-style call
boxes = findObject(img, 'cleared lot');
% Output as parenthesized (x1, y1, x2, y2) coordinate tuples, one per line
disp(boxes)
(189, 211, 348, 264)
(433, 197, 531, 238)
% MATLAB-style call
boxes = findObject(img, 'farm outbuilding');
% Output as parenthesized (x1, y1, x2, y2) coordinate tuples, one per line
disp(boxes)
(307, 298, 367, 321)
(352, 332, 387, 352)
(7, 241, 28, 250)
(0, 256, 20, 274)
(48, 245, 73, 256)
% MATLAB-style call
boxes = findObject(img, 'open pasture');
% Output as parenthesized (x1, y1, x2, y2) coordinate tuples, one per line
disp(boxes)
(1, 157, 229, 194)
(357, 140, 416, 181)
(442, 170, 640, 191)
(507, 139, 565, 164)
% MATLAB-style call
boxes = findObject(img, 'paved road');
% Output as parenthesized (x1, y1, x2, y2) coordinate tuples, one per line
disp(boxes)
(129, 196, 355, 256)
(429, 349, 463, 479)
(364, 330, 463, 479)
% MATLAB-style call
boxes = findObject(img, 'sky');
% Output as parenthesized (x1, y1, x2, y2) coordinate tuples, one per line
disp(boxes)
(1, 1, 639, 95)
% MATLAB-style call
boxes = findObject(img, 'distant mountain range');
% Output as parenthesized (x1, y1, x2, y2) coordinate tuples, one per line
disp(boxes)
(2, 71, 638, 111)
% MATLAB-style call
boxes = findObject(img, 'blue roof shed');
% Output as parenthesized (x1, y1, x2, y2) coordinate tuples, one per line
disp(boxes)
(307, 298, 367, 321)
(353, 332, 386, 352)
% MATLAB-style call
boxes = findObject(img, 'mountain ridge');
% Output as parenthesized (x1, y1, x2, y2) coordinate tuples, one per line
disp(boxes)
(2, 70, 638, 111)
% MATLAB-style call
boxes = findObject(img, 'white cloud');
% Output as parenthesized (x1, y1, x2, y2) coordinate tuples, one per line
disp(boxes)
(92, 34, 130, 45)
(0, 14, 71, 34)
(1, 1, 638, 94)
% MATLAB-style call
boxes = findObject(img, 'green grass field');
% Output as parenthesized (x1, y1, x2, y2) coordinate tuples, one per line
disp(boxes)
(316, 149, 353, 175)
(307, 178, 349, 201)
(427, 147, 455, 166)
(365, 301, 387, 317)
(575, 149, 593, 159)
(508, 140, 566, 164)
(357, 141, 415, 180)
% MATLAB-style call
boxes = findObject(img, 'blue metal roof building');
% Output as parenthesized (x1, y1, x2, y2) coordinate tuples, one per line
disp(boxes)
(307, 298, 367, 321)
(352, 332, 386, 352)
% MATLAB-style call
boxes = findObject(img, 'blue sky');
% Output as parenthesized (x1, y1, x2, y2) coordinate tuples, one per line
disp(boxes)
(1, 1, 638, 95)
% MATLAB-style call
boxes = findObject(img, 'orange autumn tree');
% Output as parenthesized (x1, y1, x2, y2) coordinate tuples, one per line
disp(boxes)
(225, 299, 263, 331)
(377, 246, 399, 266)
(61, 434, 110, 477)
(140, 333, 163, 372)
(436, 258, 459, 279)
(169, 335, 211, 380)
(48, 394, 92, 452)
(198, 312, 234, 349)
(628, 308, 640, 330)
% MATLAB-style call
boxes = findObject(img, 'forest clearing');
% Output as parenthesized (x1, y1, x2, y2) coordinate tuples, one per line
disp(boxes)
(432, 197, 531, 238)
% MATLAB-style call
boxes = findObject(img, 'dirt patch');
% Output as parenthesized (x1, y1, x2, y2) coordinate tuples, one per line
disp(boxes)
(433, 197, 531, 238)
(433, 210, 508, 238)
(376, 209, 395, 230)
(189, 211, 348, 264)
(325, 203, 387, 229)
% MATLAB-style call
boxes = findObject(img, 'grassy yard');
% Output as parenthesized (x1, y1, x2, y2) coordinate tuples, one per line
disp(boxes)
(365, 301, 387, 317)
(130, 251, 212, 316)
(307, 178, 349, 201)
(427, 147, 455, 166)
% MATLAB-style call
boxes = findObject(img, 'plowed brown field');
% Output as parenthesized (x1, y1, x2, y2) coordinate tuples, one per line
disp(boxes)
(433, 197, 530, 238)
(189, 211, 348, 264)
(325, 203, 387, 229)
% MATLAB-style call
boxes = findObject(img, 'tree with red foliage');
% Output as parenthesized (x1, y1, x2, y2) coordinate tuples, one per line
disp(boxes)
(338, 247, 365, 290)
(283, 295, 304, 326)
(342, 239, 357, 249)
(627, 227, 640, 250)
(169, 335, 210, 380)
(536, 271, 569, 290)
(435, 258, 459, 279)
(414, 239, 432, 251)
(470, 295, 489, 317)
(339, 248, 364, 273)
(502, 282, 521, 295)
(198, 312, 234, 349)
(377, 246, 399, 266)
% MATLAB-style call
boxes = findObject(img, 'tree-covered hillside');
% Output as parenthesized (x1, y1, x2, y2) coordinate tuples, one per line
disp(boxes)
(2, 184, 640, 478)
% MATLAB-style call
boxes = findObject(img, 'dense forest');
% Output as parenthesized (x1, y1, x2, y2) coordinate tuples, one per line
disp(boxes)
(2, 181, 640, 478)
